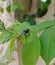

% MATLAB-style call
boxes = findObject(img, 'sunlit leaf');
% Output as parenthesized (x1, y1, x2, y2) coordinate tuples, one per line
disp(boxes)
(40, 25, 55, 65)
(11, 22, 31, 37)
(22, 31, 40, 65)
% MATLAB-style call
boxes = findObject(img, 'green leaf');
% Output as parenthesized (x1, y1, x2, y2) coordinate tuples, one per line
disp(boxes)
(0, 21, 5, 31)
(40, 0, 51, 10)
(5, 36, 16, 61)
(0, 22, 30, 44)
(22, 31, 40, 65)
(0, 31, 12, 44)
(40, 25, 55, 65)
(11, 22, 31, 37)
(30, 20, 55, 33)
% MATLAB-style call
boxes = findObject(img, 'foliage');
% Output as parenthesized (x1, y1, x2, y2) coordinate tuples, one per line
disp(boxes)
(0, 0, 55, 65)
(37, 0, 51, 17)
(0, 20, 55, 65)
(18, 15, 36, 25)
(40, 25, 55, 65)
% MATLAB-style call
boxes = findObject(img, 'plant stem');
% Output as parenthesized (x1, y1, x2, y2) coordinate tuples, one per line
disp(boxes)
(17, 39, 23, 65)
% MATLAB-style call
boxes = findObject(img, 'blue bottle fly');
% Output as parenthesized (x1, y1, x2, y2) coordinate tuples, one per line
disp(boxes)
(22, 29, 30, 36)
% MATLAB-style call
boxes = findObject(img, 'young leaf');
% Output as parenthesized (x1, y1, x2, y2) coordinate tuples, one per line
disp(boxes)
(0, 31, 12, 44)
(11, 22, 30, 37)
(0, 22, 30, 44)
(22, 31, 40, 65)
(40, 25, 55, 65)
